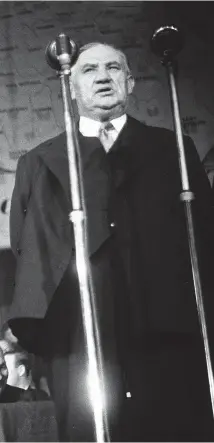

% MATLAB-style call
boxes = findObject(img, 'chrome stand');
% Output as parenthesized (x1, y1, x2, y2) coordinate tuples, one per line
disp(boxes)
(151, 26, 214, 417)
(46, 34, 110, 442)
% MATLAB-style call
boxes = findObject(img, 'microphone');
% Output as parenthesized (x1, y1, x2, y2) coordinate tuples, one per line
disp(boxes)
(151, 25, 184, 60)
(45, 33, 78, 71)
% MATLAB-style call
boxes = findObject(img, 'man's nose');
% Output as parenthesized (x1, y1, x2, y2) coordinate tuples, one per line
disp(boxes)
(95, 67, 111, 83)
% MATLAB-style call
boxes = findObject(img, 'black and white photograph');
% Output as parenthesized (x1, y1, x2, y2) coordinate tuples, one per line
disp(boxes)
(0, 1, 213, 441)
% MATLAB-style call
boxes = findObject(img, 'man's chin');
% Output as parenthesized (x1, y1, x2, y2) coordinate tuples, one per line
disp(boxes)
(95, 97, 120, 110)
(88, 100, 126, 119)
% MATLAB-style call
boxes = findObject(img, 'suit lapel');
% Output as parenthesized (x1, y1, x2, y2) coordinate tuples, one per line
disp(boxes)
(39, 117, 150, 198)
(107, 116, 150, 189)
(37, 117, 150, 256)
(40, 132, 71, 208)
(38, 131, 111, 256)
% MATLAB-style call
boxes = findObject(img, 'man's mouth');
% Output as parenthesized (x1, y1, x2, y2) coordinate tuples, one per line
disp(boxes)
(96, 87, 114, 95)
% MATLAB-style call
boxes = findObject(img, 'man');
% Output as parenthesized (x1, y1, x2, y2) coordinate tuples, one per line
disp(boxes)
(0, 339, 49, 403)
(8, 42, 214, 441)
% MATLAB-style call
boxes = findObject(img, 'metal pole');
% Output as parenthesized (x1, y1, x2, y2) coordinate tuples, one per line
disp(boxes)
(151, 25, 214, 417)
(46, 34, 110, 442)
(167, 61, 214, 415)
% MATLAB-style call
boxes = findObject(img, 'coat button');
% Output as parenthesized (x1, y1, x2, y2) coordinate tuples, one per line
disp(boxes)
(23, 208, 27, 214)
(110, 222, 116, 228)
(16, 248, 21, 255)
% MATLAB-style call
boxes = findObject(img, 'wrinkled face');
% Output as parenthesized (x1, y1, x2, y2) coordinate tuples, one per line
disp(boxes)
(0, 349, 8, 391)
(71, 44, 135, 121)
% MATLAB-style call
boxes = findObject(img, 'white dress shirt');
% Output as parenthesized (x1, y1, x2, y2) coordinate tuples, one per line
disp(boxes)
(79, 114, 127, 152)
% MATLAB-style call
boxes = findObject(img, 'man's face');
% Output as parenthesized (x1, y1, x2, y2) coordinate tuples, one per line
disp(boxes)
(0, 349, 8, 392)
(71, 44, 135, 120)
(4, 352, 28, 387)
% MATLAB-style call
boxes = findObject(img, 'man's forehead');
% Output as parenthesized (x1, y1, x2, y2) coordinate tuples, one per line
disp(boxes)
(76, 44, 123, 66)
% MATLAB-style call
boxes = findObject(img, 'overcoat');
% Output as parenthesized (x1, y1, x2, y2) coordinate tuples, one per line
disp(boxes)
(8, 116, 214, 440)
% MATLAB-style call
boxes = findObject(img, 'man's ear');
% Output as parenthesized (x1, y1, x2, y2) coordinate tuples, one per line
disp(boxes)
(127, 74, 135, 95)
(18, 364, 25, 377)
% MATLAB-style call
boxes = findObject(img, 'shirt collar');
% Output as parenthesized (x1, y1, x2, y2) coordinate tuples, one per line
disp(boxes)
(79, 114, 127, 137)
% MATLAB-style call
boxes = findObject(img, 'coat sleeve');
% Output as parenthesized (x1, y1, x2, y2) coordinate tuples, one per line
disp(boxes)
(185, 136, 214, 205)
(184, 136, 214, 297)
(184, 136, 214, 244)
(184, 138, 214, 361)
(10, 153, 41, 257)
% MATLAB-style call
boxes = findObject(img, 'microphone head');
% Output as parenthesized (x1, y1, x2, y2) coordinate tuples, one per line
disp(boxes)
(45, 34, 78, 71)
(151, 26, 184, 59)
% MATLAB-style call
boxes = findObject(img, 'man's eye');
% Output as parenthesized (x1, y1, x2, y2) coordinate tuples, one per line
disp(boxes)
(83, 67, 94, 73)
(109, 66, 120, 71)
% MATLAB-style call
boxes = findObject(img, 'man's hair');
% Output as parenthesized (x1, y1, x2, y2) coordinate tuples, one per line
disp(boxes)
(4, 349, 31, 377)
(76, 42, 131, 75)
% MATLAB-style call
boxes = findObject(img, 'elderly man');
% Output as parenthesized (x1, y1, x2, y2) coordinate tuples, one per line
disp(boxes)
(8, 42, 214, 441)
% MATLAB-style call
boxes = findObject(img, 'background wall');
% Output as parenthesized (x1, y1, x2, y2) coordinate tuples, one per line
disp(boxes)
(0, 0, 214, 323)
(0, 1, 213, 247)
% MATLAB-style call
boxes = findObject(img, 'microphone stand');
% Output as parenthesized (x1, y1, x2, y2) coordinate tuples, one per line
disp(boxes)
(46, 34, 110, 442)
(151, 26, 214, 417)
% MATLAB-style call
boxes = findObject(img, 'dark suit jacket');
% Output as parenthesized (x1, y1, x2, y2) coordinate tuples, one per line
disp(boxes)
(0, 384, 49, 403)
(9, 115, 214, 331)
(8, 116, 214, 439)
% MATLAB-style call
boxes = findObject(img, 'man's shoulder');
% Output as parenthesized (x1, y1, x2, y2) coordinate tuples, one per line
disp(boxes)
(127, 116, 196, 166)
(0, 384, 22, 403)
(21, 132, 66, 163)
(127, 115, 176, 142)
